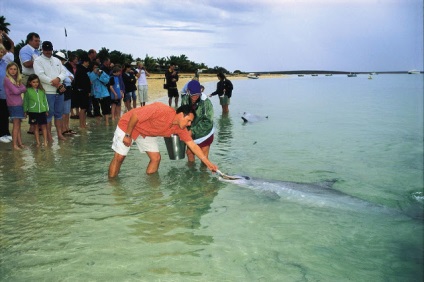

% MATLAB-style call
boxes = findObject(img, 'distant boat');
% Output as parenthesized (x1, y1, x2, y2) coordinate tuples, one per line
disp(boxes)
(325, 74, 333, 76)
(408, 69, 420, 74)
(311, 74, 318, 76)
(298, 74, 304, 77)
(347, 73, 357, 77)
(247, 73, 259, 79)
(368, 75, 372, 80)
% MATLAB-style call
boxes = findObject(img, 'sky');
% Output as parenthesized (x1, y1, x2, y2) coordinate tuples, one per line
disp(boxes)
(1, 0, 423, 72)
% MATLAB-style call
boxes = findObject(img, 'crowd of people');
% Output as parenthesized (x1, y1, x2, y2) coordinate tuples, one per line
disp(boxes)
(0, 30, 234, 177)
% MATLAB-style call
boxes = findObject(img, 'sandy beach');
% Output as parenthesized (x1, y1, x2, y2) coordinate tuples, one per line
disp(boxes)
(146, 73, 283, 101)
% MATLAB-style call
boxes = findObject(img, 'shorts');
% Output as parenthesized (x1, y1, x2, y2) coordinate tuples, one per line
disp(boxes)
(124, 91, 136, 102)
(8, 106, 25, 119)
(138, 85, 148, 103)
(219, 95, 230, 106)
(198, 134, 214, 148)
(71, 89, 79, 108)
(28, 112, 47, 125)
(75, 89, 90, 110)
(110, 97, 122, 106)
(46, 94, 64, 122)
(111, 126, 159, 156)
(95, 97, 111, 115)
(63, 99, 71, 115)
(167, 88, 179, 98)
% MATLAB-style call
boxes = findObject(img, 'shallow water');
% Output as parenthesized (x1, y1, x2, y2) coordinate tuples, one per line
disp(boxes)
(0, 74, 423, 281)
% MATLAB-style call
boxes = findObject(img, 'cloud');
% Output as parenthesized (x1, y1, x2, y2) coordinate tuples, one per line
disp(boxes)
(2, 0, 422, 72)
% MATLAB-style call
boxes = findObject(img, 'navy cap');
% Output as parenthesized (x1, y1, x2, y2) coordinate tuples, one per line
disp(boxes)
(188, 80, 201, 95)
(42, 41, 53, 51)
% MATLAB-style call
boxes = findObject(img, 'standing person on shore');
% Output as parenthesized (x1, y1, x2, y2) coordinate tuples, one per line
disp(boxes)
(88, 62, 111, 125)
(181, 80, 215, 164)
(4, 62, 26, 150)
(165, 63, 179, 107)
(122, 64, 137, 112)
(23, 74, 49, 147)
(0, 44, 12, 143)
(65, 53, 80, 120)
(209, 72, 233, 114)
(54, 51, 76, 136)
(19, 32, 41, 134)
(136, 61, 149, 107)
(34, 41, 67, 142)
(73, 55, 91, 129)
(108, 102, 218, 178)
(109, 65, 124, 121)
(19, 32, 41, 84)
(86, 49, 97, 117)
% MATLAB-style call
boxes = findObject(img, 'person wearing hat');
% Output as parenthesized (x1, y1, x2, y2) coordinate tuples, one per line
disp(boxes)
(180, 80, 215, 163)
(34, 41, 68, 142)
(54, 51, 76, 135)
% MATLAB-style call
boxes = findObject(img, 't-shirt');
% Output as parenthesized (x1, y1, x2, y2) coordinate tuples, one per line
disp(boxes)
(19, 44, 40, 75)
(117, 102, 192, 142)
(137, 69, 148, 85)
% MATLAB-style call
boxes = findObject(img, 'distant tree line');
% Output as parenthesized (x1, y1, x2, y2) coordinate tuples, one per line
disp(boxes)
(1, 15, 232, 74)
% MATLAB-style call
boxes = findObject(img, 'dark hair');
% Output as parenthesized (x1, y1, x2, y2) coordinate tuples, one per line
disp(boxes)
(217, 72, 226, 80)
(92, 62, 100, 69)
(26, 32, 40, 44)
(26, 74, 45, 91)
(80, 55, 90, 62)
(68, 53, 78, 61)
(176, 104, 196, 118)
(3, 40, 11, 51)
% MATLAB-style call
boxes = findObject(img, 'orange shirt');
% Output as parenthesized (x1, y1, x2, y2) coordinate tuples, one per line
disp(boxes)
(117, 102, 192, 142)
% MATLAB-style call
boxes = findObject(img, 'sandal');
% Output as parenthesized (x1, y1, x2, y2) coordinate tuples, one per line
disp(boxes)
(69, 130, 77, 134)
(62, 130, 73, 136)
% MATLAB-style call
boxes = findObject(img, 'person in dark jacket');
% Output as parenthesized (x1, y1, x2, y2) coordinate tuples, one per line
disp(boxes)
(165, 63, 179, 107)
(73, 56, 91, 128)
(122, 64, 137, 112)
(209, 72, 233, 113)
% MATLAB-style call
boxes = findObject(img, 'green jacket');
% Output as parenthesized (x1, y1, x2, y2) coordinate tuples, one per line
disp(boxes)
(181, 94, 214, 140)
(23, 88, 49, 113)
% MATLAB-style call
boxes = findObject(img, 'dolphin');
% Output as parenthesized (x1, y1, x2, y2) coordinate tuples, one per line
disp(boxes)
(241, 112, 268, 123)
(220, 175, 423, 219)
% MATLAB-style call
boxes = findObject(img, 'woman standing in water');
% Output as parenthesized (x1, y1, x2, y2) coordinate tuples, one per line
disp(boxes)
(181, 80, 214, 163)
(209, 72, 233, 114)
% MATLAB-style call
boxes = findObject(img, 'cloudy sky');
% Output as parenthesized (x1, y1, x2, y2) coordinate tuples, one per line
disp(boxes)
(1, 0, 423, 72)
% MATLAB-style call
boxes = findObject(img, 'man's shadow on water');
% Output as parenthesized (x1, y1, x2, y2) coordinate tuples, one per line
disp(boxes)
(111, 165, 226, 246)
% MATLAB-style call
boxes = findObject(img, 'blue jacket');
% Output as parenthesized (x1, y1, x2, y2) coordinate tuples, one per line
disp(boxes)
(88, 71, 110, 99)
(0, 59, 7, 99)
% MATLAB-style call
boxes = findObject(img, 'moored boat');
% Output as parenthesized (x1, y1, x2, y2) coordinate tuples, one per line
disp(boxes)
(247, 73, 259, 79)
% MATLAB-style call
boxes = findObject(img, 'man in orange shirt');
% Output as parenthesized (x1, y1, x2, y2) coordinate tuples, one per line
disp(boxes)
(108, 102, 218, 178)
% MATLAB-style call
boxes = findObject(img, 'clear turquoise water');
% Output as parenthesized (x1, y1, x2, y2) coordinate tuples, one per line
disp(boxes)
(0, 74, 422, 281)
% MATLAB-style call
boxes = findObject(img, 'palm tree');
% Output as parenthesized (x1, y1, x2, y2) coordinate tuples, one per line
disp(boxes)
(0, 16, 11, 33)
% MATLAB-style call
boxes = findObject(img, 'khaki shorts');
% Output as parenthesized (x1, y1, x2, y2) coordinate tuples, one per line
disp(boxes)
(111, 126, 159, 156)
(219, 95, 230, 106)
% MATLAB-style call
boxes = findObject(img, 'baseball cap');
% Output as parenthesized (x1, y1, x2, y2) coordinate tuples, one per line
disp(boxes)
(42, 41, 53, 51)
(187, 80, 201, 96)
